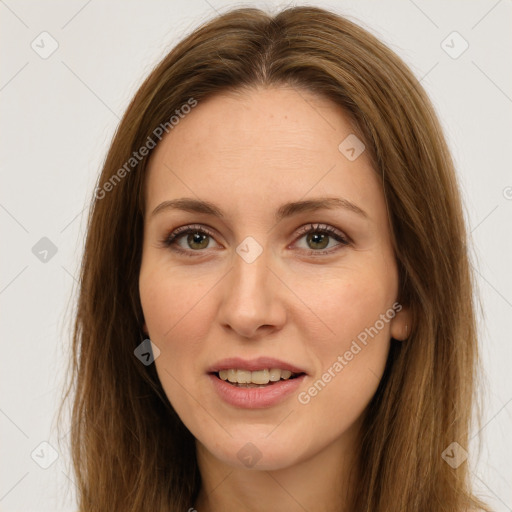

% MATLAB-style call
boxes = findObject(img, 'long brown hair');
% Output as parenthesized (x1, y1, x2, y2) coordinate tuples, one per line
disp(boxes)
(59, 6, 491, 511)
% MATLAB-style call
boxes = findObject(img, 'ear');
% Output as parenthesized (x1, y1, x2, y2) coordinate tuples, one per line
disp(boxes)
(390, 305, 412, 341)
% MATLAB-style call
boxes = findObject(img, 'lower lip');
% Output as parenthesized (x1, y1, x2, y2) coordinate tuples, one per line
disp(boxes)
(208, 373, 306, 409)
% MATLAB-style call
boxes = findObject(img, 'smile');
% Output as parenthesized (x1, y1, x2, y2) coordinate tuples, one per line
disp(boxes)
(209, 372, 306, 408)
(216, 368, 302, 386)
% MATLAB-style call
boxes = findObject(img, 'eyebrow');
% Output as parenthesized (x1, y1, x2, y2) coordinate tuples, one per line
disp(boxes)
(150, 196, 368, 220)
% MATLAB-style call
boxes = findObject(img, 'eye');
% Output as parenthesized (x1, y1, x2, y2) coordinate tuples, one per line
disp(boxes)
(293, 223, 349, 255)
(161, 224, 220, 256)
(160, 222, 350, 257)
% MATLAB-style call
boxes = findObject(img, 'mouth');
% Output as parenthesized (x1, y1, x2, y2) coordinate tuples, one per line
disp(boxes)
(208, 358, 308, 408)
(210, 368, 306, 388)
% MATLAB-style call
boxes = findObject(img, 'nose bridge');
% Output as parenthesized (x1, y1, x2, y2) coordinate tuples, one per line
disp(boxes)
(233, 244, 269, 293)
(218, 240, 285, 337)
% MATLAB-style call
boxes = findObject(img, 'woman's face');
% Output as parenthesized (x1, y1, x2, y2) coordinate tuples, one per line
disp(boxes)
(139, 86, 410, 470)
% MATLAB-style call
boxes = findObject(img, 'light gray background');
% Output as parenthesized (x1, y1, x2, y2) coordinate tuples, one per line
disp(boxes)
(1, 1, 511, 510)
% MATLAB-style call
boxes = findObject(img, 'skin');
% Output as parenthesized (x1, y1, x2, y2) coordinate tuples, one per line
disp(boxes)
(139, 85, 411, 512)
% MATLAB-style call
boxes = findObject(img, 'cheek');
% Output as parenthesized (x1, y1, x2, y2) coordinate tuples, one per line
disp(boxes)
(293, 264, 396, 427)
(139, 265, 216, 356)
(139, 262, 220, 398)
(139, 268, 218, 432)
(291, 259, 397, 350)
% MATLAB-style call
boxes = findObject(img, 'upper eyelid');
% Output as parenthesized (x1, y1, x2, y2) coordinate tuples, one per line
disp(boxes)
(295, 223, 345, 236)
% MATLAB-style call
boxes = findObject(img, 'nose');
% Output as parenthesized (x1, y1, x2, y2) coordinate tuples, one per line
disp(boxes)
(217, 246, 287, 339)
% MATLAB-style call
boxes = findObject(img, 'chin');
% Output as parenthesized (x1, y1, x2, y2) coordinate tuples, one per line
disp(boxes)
(201, 433, 306, 471)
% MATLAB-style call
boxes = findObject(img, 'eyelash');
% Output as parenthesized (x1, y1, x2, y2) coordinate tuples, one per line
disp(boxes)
(160, 223, 350, 257)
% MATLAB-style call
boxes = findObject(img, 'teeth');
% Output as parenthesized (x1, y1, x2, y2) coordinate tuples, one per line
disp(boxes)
(217, 368, 298, 385)
(237, 370, 252, 384)
(251, 369, 269, 385)
(269, 368, 281, 382)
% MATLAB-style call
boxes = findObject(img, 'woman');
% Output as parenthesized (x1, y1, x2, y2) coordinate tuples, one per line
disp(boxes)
(61, 6, 491, 511)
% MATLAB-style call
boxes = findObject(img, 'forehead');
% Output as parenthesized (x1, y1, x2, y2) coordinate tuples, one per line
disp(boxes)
(144, 86, 381, 219)
(150, 85, 356, 163)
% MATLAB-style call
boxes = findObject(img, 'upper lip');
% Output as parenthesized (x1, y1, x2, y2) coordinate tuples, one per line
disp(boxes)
(208, 357, 307, 375)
